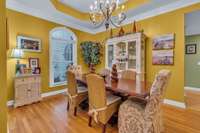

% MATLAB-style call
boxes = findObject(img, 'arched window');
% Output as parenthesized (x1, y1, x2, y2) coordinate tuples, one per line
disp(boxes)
(49, 27, 77, 87)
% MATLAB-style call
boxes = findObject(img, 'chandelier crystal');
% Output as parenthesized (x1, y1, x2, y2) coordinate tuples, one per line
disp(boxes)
(89, 0, 126, 30)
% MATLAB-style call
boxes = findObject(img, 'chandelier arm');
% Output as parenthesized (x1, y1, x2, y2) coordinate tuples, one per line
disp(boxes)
(99, 3, 107, 20)
(110, 18, 120, 28)
(89, 14, 96, 25)
(94, 20, 105, 28)
(118, 13, 127, 25)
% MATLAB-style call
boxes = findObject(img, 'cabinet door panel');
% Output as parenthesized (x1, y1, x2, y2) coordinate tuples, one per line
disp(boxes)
(128, 41, 136, 69)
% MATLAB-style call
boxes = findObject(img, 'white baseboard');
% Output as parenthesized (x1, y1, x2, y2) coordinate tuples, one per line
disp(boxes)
(164, 99, 186, 109)
(184, 86, 200, 92)
(7, 89, 67, 107)
(41, 89, 67, 98)
(7, 100, 14, 107)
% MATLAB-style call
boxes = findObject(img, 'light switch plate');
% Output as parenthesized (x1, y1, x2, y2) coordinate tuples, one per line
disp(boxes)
(198, 62, 200, 66)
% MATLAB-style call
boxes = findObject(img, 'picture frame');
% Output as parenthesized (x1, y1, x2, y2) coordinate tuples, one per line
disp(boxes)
(17, 36, 41, 52)
(153, 34, 175, 50)
(29, 58, 39, 68)
(152, 50, 174, 65)
(33, 67, 41, 74)
(185, 44, 197, 54)
(16, 64, 27, 75)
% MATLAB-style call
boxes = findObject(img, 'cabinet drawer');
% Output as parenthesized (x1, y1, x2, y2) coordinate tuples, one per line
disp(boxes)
(29, 77, 41, 83)
(15, 78, 29, 85)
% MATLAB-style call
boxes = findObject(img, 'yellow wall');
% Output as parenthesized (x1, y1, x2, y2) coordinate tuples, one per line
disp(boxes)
(0, 0, 7, 132)
(7, 9, 94, 100)
(92, 3, 200, 102)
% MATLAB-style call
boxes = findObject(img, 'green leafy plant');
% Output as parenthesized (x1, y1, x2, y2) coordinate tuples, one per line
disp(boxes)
(80, 41, 102, 67)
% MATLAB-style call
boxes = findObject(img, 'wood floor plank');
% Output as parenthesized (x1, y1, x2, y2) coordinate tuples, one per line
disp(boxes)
(8, 94, 200, 133)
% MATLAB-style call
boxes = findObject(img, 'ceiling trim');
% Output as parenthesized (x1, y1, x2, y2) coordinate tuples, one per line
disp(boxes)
(6, 0, 200, 34)
(51, 0, 89, 21)
(6, 0, 94, 34)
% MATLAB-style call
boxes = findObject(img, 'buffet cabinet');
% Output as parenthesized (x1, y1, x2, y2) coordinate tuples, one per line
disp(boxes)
(14, 75, 42, 107)
(105, 32, 146, 81)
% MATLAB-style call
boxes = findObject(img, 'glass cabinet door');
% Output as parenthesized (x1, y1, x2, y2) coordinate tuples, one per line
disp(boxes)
(107, 45, 114, 68)
(128, 41, 136, 69)
(115, 42, 127, 70)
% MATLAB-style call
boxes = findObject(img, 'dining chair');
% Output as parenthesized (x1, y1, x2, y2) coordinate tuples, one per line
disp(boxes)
(121, 69, 136, 80)
(86, 74, 121, 133)
(100, 68, 111, 82)
(118, 69, 171, 133)
(67, 65, 82, 78)
(67, 70, 88, 116)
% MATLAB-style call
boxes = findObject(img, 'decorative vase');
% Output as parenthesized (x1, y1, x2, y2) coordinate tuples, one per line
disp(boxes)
(132, 21, 137, 33)
(119, 27, 125, 37)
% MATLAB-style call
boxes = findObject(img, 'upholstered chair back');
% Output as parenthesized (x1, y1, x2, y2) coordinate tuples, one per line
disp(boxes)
(121, 69, 136, 80)
(86, 74, 107, 109)
(67, 65, 82, 78)
(67, 70, 78, 96)
(100, 68, 111, 76)
(144, 70, 171, 133)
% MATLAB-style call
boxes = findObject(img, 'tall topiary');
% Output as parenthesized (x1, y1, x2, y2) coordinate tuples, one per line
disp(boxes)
(80, 41, 102, 72)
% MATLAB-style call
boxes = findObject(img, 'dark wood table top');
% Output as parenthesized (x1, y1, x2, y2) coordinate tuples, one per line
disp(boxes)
(76, 74, 151, 97)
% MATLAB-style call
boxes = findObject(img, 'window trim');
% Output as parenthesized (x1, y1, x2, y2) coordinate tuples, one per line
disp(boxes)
(49, 27, 77, 87)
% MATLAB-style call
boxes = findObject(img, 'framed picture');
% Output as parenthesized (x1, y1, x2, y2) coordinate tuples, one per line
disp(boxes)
(152, 50, 174, 65)
(153, 34, 175, 50)
(16, 64, 27, 75)
(185, 44, 197, 54)
(17, 36, 41, 52)
(34, 67, 41, 74)
(29, 58, 39, 68)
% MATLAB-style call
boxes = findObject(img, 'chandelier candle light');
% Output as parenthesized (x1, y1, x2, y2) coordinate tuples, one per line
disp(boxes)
(89, 0, 126, 30)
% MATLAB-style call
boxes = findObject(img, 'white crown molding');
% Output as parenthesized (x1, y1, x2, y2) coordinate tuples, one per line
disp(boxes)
(6, 0, 200, 34)
(185, 86, 200, 92)
(164, 99, 186, 109)
(7, 89, 67, 107)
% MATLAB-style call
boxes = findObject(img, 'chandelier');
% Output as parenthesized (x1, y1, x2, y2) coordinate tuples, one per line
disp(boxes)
(89, 0, 126, 30)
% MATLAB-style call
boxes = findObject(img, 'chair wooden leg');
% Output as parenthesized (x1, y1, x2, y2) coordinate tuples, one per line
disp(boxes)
(102, 124, 107, 133)
(74, 107, 77, 116)
(67, 101, 70, 111)
(88, 116, 92, 127)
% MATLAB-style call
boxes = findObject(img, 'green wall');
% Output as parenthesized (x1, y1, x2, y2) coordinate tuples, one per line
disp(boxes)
(185, 34, 200, 88)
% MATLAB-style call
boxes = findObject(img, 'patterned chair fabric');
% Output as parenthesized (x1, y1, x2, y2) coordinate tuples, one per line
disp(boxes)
(100, 68, 111, 82)
(118, 69, 171, 133)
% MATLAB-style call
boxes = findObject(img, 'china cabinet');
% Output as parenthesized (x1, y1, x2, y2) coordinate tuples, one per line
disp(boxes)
(105, 32, 146, 81)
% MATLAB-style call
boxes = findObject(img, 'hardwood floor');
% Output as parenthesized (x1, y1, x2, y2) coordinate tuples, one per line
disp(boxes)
(8, 94, 200, 133)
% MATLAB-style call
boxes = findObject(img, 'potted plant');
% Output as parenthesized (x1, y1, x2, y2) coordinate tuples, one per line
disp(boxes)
(80, 41, 102, 73)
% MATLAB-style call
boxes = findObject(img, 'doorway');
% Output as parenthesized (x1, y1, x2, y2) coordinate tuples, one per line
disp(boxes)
(184, 10, 200, 111)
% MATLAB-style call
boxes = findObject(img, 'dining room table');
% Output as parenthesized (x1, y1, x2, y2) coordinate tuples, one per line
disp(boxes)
(76, 73, 151, 98)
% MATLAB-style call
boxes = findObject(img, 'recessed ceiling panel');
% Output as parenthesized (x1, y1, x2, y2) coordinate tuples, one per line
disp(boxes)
(59, 0, 127, 13)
